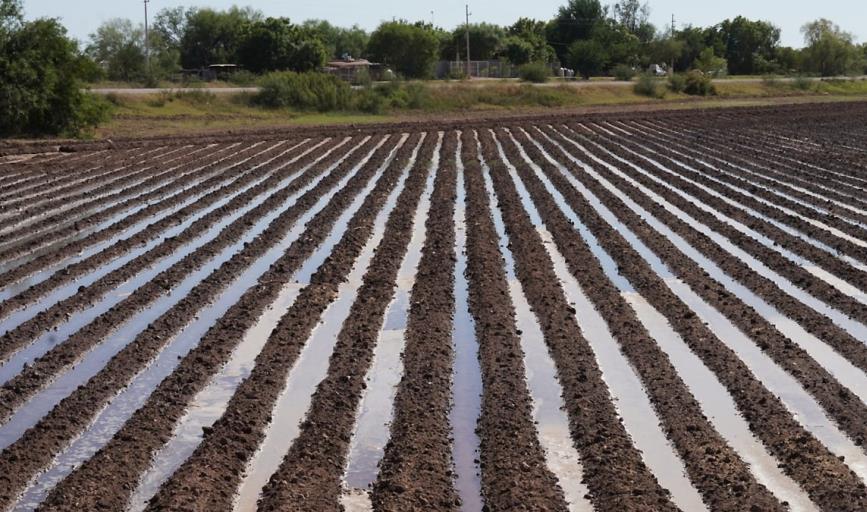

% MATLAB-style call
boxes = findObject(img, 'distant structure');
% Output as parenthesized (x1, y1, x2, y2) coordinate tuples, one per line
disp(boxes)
(323, 56, 392, 83)
(179, 64, 240, 81)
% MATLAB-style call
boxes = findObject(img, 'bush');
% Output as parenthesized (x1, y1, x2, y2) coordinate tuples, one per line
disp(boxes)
(613, 64, 636, 82)
(0, 15, 112, 136)
(254, 72, 353, 111)
(518, 62, 550, 83)
(668, 73, 687, 93)
(227, 70, 259, 86)
(793, 75, 814, 91)
(633, 75, 664, 98)
(354, 88, 387, 114)
(684, 70, 716, 96)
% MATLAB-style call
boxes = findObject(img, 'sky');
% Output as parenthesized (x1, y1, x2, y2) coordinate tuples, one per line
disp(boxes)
(21, 0, 867, 49)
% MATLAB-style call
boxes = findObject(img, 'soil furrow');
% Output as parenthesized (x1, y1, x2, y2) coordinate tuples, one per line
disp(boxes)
(371, 132, 460, 512)
(495, 127, 783, 511)
(547, 127, 867, 376)
(0, 134, 405, 511)
(0, 145, 188, 215)
(0, 139, 324, 317)
(255, 134, 434, 512)
(0, 141, 252, 265)
(0, 144, 240, 247)
(492, 128, 695, 510)
(0, 140, 319, 288)
(0, 137, 354, 416)
(459, 129, 568, 511)
(563, 123, 867, 294)
(526, 125, 867, 510)
(36, 133, 416, 512)
(0, 140, 307, 345)
(0, 149, 128, 200)
(627, 121, 867, 217)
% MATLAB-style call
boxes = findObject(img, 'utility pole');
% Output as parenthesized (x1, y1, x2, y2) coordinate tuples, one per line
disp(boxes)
(465, 4, 471, 78)
(670, 13, 675, 75)
(144, 0, 150, 72)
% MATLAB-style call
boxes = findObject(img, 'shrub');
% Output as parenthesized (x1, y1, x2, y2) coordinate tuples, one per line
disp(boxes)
(254, 71, 352, 111)
(228, 70, 259, 86)
(612, 64, 636, 82)
(174, 90, 216, 105)
(668, 73, 687, 93)
(684, 70, 716, 96)
(793, 75, 814, 91)
(633, 75, 664, 98)
(354, 88, 387, 114)
(0, 15, 112, 136)
(518, 62, 550, 83)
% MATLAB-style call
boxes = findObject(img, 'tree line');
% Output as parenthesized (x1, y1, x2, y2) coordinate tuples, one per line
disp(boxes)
(84, 0, 867, 81)
(2, 0, 867, 136)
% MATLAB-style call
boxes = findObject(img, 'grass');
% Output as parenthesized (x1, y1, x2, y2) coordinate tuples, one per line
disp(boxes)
(93, 78, 867, 139)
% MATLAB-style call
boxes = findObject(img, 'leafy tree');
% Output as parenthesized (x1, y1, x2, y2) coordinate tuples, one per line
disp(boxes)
(647, 36, 683, 70)
(505, 18, 555, 64)
(86, 19, 146, 81)
(152, 7, 187, 50)
(592, 20, 640, 68)
(0, 8, 110, 136)
(548, 0, 606, 61)
(774, 46, 803, 74)
(717, 17, 779, 75)
(180, 7, 261, 68)
(801, 19, 861, 76)
(237, 18, 327, 73)
(440, 23, 505, 61)
(367, 21, 439, 78)
(612, 0, 654, 42)
(503, 37, 534, 65)
(302, 20, 369, 59)
(568, 39, 608, 78)
(671, 25, 720, 72)
(693, 47, 727, 76)
(0, 0, 22, 34)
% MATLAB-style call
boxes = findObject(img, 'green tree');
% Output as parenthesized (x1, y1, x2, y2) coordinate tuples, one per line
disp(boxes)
(717, 17, 780, 75)
(0, 6, 110, 136)
(367, 21, 439, 78)
(302, 20, 369, 59)
(440, 23, 505, 61)
(612, 0, 654, 42)
(237, 18, 327, 73)
(505, 18, 555, 64)
(801, 19, 861, 76)
(86, 19, 146, 81)
(592, 20, 640, 68)
(693, 47, 727, 76)
(568, 38, 608, 78)
(548, 0, 606, 61)
(774, 46, 803, 74)
(180, 7, 261, 68)
(670, 25, 722, 72)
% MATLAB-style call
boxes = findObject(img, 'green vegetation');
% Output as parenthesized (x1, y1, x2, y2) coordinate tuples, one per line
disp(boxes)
(0, 0, 111, 136)
(634, 74, 664, 97)
(4, 0, 867, 139)
(683, 70, 716, 96)
(518, 62, 551, 83)
(366, 22, 440, 79)
(255, 72, 352, 111)
(613, 64, 637, 81)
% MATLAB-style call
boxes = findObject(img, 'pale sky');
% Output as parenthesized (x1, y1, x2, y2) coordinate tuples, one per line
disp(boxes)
(21, 0, 867, 49)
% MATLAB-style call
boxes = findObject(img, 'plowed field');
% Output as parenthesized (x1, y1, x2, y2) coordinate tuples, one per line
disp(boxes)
(2, 102, 867, 511)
